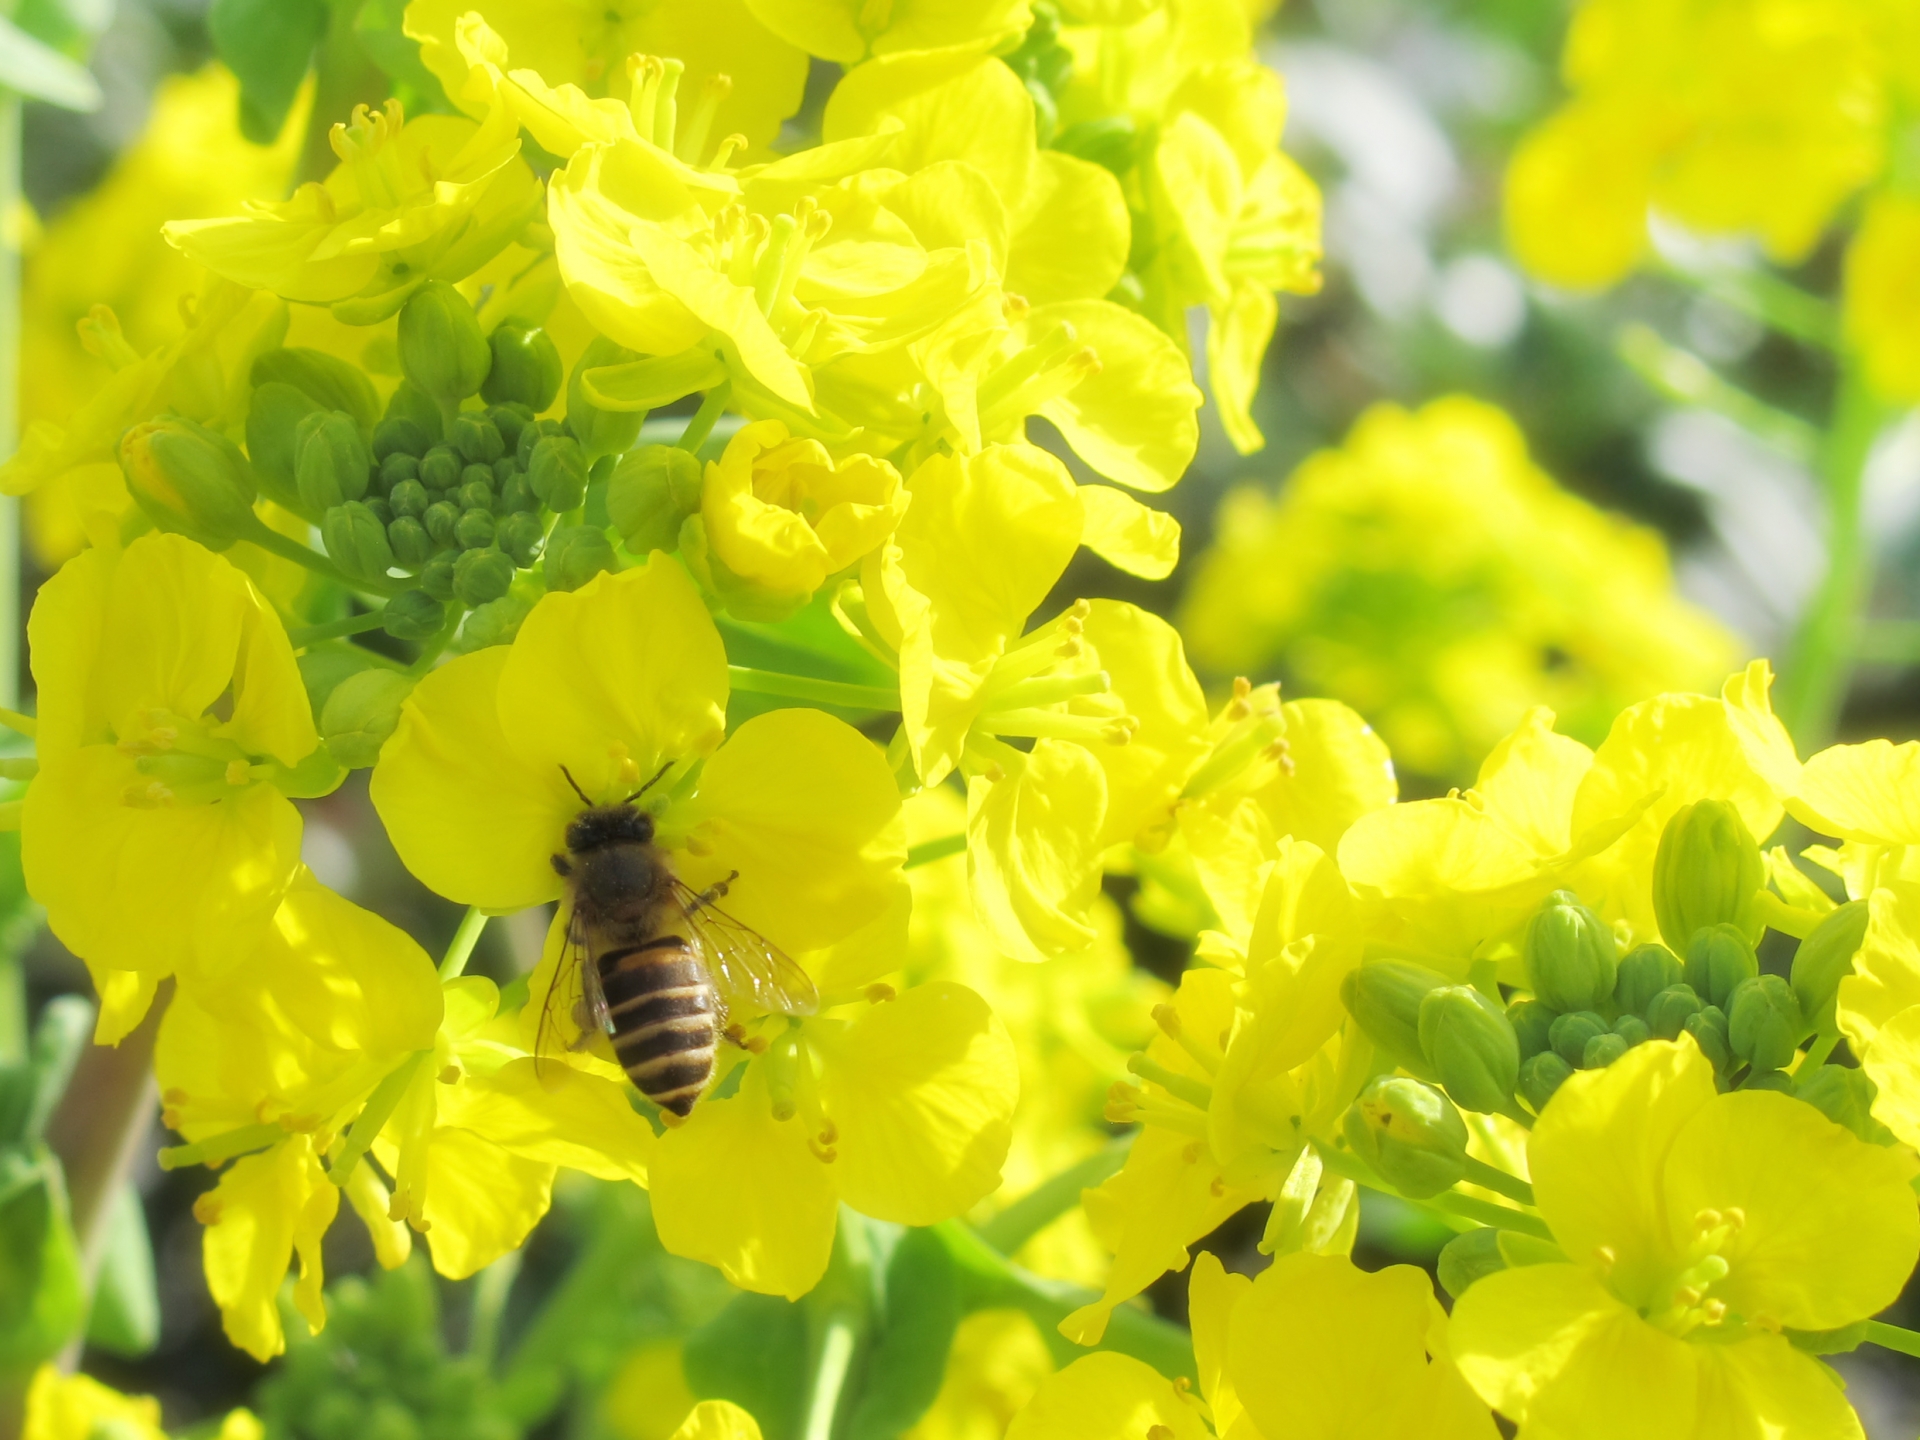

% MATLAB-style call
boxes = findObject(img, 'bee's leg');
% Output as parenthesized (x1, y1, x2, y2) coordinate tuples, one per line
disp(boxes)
(722, 1022, 768, 1055)
(550, 854, 572, 877)
(567, 997, 600, 1049)
(689, 869, 741, 911)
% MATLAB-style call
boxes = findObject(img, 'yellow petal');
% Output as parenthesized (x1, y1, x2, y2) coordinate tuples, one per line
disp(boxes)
(198, 1136, 338, 1361)
(1207, 281, 1277, 454)
(1008, 151, 1129, 305)
(1791, 739, 1920, 844)
(1005, 1352, 1206, 1440)
(1186, 1251, 1251, 1431)
(1077, 485, 1180, 581)
(1502, 101, 1654, 289)
(670, 1400, 765, 1440)
(1077, 601, 1210, 847)
(437, 1055, 655, 1185)
(1033, 300, 1202, 493)
(411, 1127, 555, 1281)
(967, 741, 1108, 963)
(24, 1365, 167, 1440)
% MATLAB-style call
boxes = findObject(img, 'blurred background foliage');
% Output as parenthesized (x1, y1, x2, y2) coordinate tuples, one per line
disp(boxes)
(10, 0, 1920, 1436)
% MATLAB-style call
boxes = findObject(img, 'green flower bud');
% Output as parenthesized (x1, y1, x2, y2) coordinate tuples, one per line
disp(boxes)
(1744, 1068, 1794, 1093)
(398, 282, 491, 405)
(543, 525, 617, 593)
(1340, 961, 1450, 1076)
(373, 417, 431, 462)
(565, 336, 644, 460)
(457, 593, 532, 651)
(1342, 1076, 1467, 1199)
(607, 442, 704, 553)
(423, 501, 461, 548)
(1417, 985, 1520, 1114)
(450, 413, 505, 465)
(1524, 890, 1618, 1013)
(1727, 974, 1805, 1073)
(118, 415, 258, 548)
(516, 416, 566, 467)
(388, 517, 433, 568)
(1612, 1013, 1651, 1047)
(1652, 798, 1764, 951)
(418, 553, 457, 602)
(481, 320, 563, 412)
(1518, 1051, 1573, 1112)
(529, 433, 589, 513)
(246, 380, 319, 506)
(1613, 942, 1683, 1017)
(381, 589, 444, 642)
(420, 445, 462, 491)
(381, 378, 443, 446)
(320, 668, 416, 768)
(1548, 1010, 1607, 1067)
(1507, 998, 1555, 1060)
(364, 496, 392, 526)
(1582, 1031, 1630, 1069)
(1684, 923, 1759, 1010)
(499, 470, 537, 514)
(1647, 983, 1704, 1040)
(1791, 900, 1869, 1036)
(492, 454, 519, 487)
(1437, 1227, 1506, 1300)
(378, 453, 419, 494)
(498, 511, 545, 568)
(454, 507, 496, 550)
(458, 477, 496, 512)
(389, 480, 430, 519)
(488, 402, 534, 454)
(1794, 1064, 1893, 1144)
(452, 546, 514, 606)
(296, 410, 372, 512)
(322, 502, 395, 582)
(1683, 1005, 1732, 1070)
(252, 346, 380, 431)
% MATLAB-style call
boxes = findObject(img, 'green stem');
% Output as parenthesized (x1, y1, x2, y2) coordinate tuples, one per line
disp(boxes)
(328, 1051, 428, 1186)
(677, 382, 732, 454)
(727, 664, 900, 712)
(1802, 1032, 1840, 1069)
(0, 92, 18, 714)
(1866, 1321, 1920, 1358)
(1315, 1142, 1554, 1241)
(801, 1309, 859, 1440)
(1462, 1156, 1536, 1207)
(289, 609, 388, 647)
(1615, 324, 1821, 461)
(905, 833, 968, 869)
(239, 514, 405, 598)
(1658, 260, 1840, 350)
(157, 1120, 284, 1171)
(439, 907, 489, 979)
(1780, 365, 1887, 748)
(976, 1138, 1133, 1256)
(468, 1251, 522, 1366)
(1852, 620, 1920, 665)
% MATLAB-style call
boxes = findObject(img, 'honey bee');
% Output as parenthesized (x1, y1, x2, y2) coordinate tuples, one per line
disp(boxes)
(542, 765, 817, 1116)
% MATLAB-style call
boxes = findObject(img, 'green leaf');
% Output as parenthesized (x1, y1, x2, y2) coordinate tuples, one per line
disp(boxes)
(683, 1292, 810, 1440)
(21, 996, 90, 1146)
(0, 14, 99, 110)
(85, 1184, 158, 1357)
(12, 0, 111, 54)
(843, 1228, 961, 1440)
(0, 1146, 85, 1368)
(208, 0, 328, 143)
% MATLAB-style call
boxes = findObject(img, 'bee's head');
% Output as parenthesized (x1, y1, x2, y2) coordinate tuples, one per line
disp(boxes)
(565, 804, 655, 854)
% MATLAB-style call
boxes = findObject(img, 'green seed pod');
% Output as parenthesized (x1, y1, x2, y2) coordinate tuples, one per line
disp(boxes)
(389, 480, 430, 519)
(420, 445, 462, 491)
(1507, 998, 1556, 1061)
(388, 516, 433, 568)
(1524, 890, 1618, 1013)
(295, 410, 372, 512)
(1684, 1005, 1732, 1071)
(423, 502, 461, 548)
(322, 501, 395, 582)
(1582, 1032, 1630, 1069)
(1652, 798, 1765, 951)
(1518, 1051, 1574, 1112)
(481, 320, 563, 412)
(1417, 985, 1520, 1115)
(1794, 1064, 1891, 1144)
(1647, 983, 1704, 1040)
(1614, 943, 1683, 1017)
(543, 524, 617, 593)
(398, 282, 491, 405)
(450, 413, 505, 465)
(246, 380, 319, 504)
(119, 415, 259, 548)
(1342, 1076, 1467, 1199)
(373, 416, 432, 462)
(452, 546, 514, 606)
(382, 589, 444, 642)
(1340, 961, 1450, 1076)
(607, 442, 704, 554)
(1548, 1010, 1607, 1067)
(499, 470, 537, 514)
(498, 511, 545, 568)
(1684, 923, 1760, 1010)
(454, 507, 496, 550)
(1612, 1013, 1651, 1047)
(378, 453, 420, 493)
(381, 377, 443, 446)
(564, 336, 645, 460)
(1791, 900, 1870, 1036)
(320, 668, 416, 769)
(418, 553, 457, 601)
(1727, 974, 1805, 1073)
(252, 346, 380, 432)
(529, 433, 589, 513)
(458, 477, 496, 512)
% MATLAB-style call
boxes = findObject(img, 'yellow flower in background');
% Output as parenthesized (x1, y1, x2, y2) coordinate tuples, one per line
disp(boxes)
(23, 1364, 262, 1440)
(1451, 1040, 1918, 1439)
(22, 534, 331, 1041)
(1179, 397, 1740, 781)
(907, 1310, 1056, 1440)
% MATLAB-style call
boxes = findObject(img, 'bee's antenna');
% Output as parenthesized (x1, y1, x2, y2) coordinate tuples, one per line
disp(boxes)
(559, 765, 593, 807)
(625, 760, 673, 804)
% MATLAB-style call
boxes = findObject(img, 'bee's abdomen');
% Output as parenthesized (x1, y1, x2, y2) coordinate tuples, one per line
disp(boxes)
(598, 938, 717, 1118)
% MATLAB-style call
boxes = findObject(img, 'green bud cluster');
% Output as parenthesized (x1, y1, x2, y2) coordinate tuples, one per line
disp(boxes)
(1341, 963, 1525, 1120)
(1652, 799, 1764, 952)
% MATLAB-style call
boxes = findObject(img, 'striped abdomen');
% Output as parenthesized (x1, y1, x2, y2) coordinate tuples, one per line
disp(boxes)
(599, 937, 718, 1117)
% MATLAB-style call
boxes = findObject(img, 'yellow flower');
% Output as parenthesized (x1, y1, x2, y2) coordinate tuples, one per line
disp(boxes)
(666, 1401, 765, 1440)
(1179, 397, 1742, 781)
(906, 1310, 1056, 1440)
(1450, 1039, 1919, 1438)
(684, 418, 905, 617)
(747, 0, 1032, 66)
(164, 96, 539, 317)
(23, 1364, 263, 1440)
(1018, 1252, 1494, 1440)
(22, 534, 331, 1041)
(1844, 194, 1920, 402)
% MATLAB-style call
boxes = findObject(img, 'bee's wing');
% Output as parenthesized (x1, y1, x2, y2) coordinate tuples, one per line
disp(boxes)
(670, 880, 819, 1018)
(534, 902, 611, 1083)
